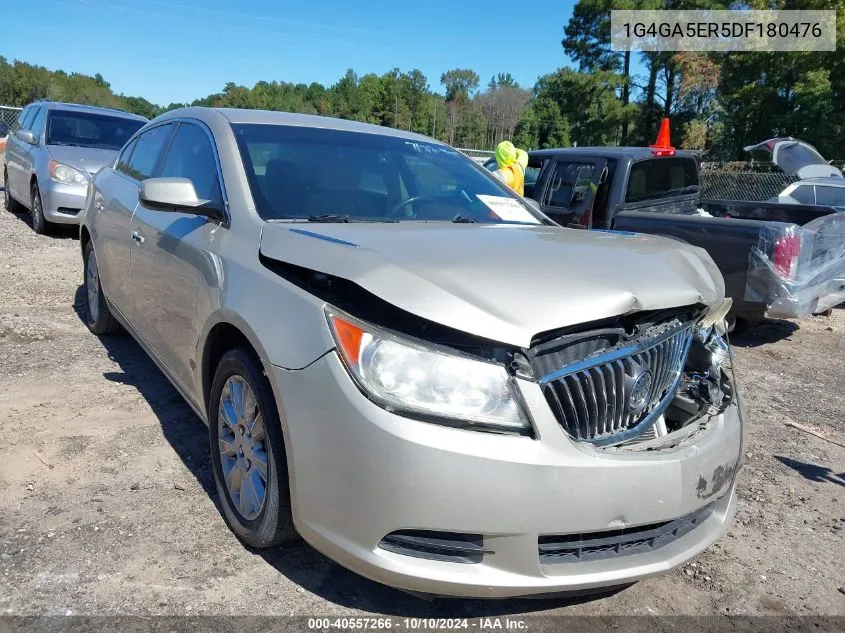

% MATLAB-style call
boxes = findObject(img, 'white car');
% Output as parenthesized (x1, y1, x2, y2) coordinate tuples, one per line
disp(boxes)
(745, 137, 845, 209)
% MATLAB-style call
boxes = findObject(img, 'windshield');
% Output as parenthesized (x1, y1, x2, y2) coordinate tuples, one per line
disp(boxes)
(625, 157, 699, 203)
(46, 110, 145, 150)
(232, 124, 542, 224)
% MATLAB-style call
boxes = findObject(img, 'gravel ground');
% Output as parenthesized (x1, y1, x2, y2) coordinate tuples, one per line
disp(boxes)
(0, 172, 843, 620)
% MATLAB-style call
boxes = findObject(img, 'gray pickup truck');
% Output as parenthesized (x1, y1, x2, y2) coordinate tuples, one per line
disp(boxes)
(487, 148, 845, 330)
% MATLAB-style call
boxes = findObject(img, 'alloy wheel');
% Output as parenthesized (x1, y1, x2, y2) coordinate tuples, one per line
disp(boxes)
(31, 186, 44, 232)
(86, 248, 100, 323)
(217, 376, 268, 521)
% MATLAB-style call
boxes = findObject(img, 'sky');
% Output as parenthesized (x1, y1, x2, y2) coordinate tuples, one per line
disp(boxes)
(3, 0, 579, 106)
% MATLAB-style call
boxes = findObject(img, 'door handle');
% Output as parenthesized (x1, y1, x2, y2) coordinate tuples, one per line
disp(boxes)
(131, 230, 145, 244)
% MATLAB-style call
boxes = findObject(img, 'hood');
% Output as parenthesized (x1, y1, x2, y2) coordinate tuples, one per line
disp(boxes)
(47, 145, 118, 178)
(744, 138, 843, 180)
(259, 223, 724, 348)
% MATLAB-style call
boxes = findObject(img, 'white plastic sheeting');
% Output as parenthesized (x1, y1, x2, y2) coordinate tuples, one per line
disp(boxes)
(746, 213, 845, 318)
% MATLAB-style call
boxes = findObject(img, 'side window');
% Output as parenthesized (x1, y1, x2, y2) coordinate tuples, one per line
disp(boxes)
(814, 185, 845, 207)
(29, 107, 47, 138)
(125, 124, 173, 181)
(115, 138, 138, 176)
(789, 184, 815, 205)
(524, 158, 545, 197)
(23, 107, 41, 131)
(12, 106, 33, 133)
(159, 123, 222, 202)
(544, 161, 595, 209)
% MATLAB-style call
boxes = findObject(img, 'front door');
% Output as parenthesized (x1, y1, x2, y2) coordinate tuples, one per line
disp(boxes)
(96, 123, 175, 318)
(5, 105, 35, 201)
(130, 121, 225, 391)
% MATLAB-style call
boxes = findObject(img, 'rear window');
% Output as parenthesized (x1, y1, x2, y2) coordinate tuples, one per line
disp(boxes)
(777, 143, 827, 174)
(625, 157, 699, 203)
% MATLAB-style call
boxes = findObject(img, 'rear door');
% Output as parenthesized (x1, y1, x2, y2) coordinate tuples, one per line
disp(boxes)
(130, 120, 225, 390)
(538, 157, 607, 228)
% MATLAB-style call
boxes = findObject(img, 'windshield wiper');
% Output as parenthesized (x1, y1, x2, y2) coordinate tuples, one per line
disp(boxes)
(451, 213, 476, 223)
(308, 214, 349, 223)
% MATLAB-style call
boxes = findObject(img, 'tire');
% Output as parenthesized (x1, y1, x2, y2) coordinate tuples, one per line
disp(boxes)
(209, 347, 296, 548)
(732, 314, 763, 336)
(30, 181, 51, 235)
(3, 170, 18, 212)
(82, 240, 122, 335)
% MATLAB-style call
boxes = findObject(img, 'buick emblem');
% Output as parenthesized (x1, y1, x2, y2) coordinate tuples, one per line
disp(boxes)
(628, 371, 653, 414)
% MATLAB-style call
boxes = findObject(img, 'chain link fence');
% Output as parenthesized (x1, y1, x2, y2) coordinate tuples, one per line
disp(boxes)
(699, 166, 798, 201)
(1, 105, 22, 133)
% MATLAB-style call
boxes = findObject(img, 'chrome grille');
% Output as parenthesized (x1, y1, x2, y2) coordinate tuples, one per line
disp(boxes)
(539, 322, 694, 446)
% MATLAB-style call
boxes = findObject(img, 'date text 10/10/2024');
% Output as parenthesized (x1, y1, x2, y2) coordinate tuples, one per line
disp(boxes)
(307, 618, 529, 630)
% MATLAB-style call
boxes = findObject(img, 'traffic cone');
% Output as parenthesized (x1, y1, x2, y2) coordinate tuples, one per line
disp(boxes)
(650, 118, 674, 151)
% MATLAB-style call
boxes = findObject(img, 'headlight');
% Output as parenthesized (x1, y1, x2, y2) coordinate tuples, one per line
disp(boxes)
(49, 160, 88, 186)
(697, 297, 732, 337)
(695, 298, 733, 374)
(326, 309, 529, 432)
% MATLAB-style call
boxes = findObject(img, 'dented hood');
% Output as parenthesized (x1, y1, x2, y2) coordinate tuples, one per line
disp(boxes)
(259, 223, 724, 348)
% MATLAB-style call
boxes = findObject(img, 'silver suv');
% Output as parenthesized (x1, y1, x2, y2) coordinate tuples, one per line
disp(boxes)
(80, 107, 743, 598)
(3, 101, 147, 233)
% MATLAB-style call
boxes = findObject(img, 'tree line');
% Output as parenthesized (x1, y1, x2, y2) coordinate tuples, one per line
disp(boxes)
(1, 0, 843, 160)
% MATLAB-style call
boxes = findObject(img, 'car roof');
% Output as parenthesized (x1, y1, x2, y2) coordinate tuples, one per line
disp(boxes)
(795, 177, 845, 186)
(156, 106, 440, 143)
(29, 100, 148, 121)
(528, 147, 698, 160)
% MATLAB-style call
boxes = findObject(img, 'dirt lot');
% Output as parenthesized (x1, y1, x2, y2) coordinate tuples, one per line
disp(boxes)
(0, 174, 843, 620)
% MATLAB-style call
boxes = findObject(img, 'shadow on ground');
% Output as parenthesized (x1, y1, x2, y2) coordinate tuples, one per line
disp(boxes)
(775, 456, 845, 488)
(1, 186, 78, 239)
(71, 285, 621, 615)
(731, 318, 798, 348)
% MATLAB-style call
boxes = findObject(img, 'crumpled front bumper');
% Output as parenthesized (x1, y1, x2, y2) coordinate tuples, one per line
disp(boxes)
(266, 351, 742, 598)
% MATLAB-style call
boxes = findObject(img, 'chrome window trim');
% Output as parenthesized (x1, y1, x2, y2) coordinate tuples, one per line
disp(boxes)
(111, 121, 175, 183)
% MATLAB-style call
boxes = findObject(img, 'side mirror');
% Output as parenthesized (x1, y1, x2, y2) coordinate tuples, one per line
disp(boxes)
(523, 197, 542, 213)
(15, 129, 36, 145)
(139, 177, 225, 222)
(0, 122, 8, 137)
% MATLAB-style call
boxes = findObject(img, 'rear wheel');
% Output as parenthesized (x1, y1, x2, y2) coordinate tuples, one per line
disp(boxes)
(82, 241, 122, 335)
(30, 182, 51, 235)
(209, 347, 297, 548)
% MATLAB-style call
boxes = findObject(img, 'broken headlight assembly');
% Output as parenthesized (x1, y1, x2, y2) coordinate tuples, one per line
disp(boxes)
(325, 308, 530, 433)
(666, 299, 735, 431)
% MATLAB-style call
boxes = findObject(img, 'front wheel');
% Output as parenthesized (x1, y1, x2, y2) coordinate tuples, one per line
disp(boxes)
(30, 182, 51, 235)
(209, 347, 297, 548)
